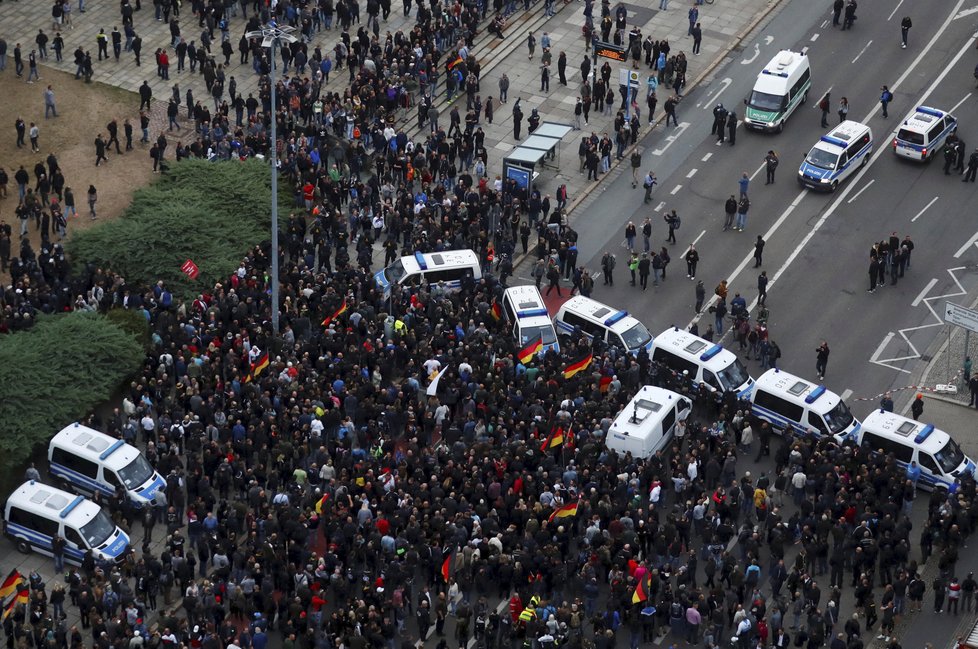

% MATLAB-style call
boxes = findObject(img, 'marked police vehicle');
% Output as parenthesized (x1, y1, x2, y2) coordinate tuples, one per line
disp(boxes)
(4, 481, 131, 564)
(892, 106, 958, 161)
(553, 296, 653, 355)
(743, 50, 812, 133)
(605, 386, 692, 459)
(374, 250, 481, 299)
(798, 120, 873, 191)
(650, 327, 755, 398)
(501, 285, 559, 354)
(49, 423, 165, 507)
(749, 369, 860, 441)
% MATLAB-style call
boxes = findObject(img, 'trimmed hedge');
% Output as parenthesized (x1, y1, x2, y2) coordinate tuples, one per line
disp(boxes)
(0, 312, 144, 492)
(67, 159, 286, 299)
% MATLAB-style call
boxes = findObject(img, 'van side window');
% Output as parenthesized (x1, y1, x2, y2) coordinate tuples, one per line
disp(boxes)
(926, 123, 943, 142)
(51, 447, 99, 479)
(425, 267, 471, 283)
(502, 298, 517, 323)
(807, 412, 828, 436)
(918, 453, 940, 474)
(703, 370, 721, 392)
(862, 432, 913, 463)
(652, 348, 697, 378)
(609, 334, 627, 352)
(563, 312, 606, 340)
(789, 69, 810, 101)
(753, 390, 804, 423)
(65, 527, 86, 549)
(662, 408, 676, 435)
(846, 134, 871, 160)
(34, 516, 60, 539)
(7, 506, 35, 528)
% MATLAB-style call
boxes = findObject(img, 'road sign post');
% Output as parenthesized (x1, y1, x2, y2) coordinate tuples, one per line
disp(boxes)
(944, 302, 978, 387)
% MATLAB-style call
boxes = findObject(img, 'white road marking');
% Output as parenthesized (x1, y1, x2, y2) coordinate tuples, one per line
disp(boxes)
(820, 19, 829, 28)
(701, 152, 713, 162)
(702, 78, 733, 110)
(810, 33, 820, 41)
(813, 86, 833, 108)
(871, 332, 914, 374)
(912, 278, 938, 307)
(801, 46, 810, 55)
(852, 39, 874, 64)
(954, 230, 978, 258)
(742, 43, 761, 65)
(652, 122, 690, 155)
(692, 229, 706, 246)
(888, 0, 905, 21)
(846, 178, 876, 204)
(953, 5, 978, 19)
(949, 92, 973, 114)
(764, 36, 774, 44)
(670, 184, 682, 194)
(687, 168, 698, 178)
(749, 161, 766, 181)
(841, 389, 853, 401)
(681, 230, 708, 259)
(654, 201, 666, 212)
(910, 196, 939, 222)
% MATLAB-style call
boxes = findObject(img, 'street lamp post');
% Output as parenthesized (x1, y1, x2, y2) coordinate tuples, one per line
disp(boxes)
(245, 22, 298, 337)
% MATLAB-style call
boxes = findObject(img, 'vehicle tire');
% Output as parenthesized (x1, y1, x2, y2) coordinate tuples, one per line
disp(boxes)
(16, 539, 31, 554)
(860, 154, 869, 167)
(831, 180, 839, 191)
(776, 120, 784, 134)
(801, 90, 808, 104)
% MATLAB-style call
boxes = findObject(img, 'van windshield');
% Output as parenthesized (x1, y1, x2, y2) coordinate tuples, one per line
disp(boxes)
(897, 129, 925, 145)
(520, 324, 557, 346)
(935, 438, 966, 474)
(621, 322, 652, 350)
(823, 401, 855, 434)
(748, 90, 786, 112)
(80, 510, 116, 548)
(717, 359, 750, 391)
(384, 259, 407, 284)
(117, 455, 155, 490)
(806, 148, 839, 170)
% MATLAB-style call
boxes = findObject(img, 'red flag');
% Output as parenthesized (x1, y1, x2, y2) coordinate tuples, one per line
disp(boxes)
(441, 554, 451, 583)
(599, 376, 613, 393)
(181, 259, 200, 280)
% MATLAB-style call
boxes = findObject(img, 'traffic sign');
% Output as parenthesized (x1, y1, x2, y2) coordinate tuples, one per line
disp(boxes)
(618, 69, 641, 88)
(944, 302, 978, 334)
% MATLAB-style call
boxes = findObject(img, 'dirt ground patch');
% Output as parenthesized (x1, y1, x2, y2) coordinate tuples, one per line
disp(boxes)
(0, 65, 162, 263)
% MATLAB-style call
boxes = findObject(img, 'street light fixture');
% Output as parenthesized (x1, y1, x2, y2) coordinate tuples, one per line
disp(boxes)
(245, 21, 298, 337)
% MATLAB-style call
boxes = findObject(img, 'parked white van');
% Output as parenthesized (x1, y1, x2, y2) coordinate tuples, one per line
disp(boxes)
(49, 423, 166, 507)
(4, 481, 131, 564)
(374, 250, 482, 299)
(798, 121, 873, 191)
(553, 296, 653, 355)
(650, 327, 755, 398)
(743, 50, 812, 133)
(892, 106, 958, 161)
(501, 285, 559, 354)
(750, 369, 860, 441)
(606, 386, 692, 459)
(856, 410, 976, 491)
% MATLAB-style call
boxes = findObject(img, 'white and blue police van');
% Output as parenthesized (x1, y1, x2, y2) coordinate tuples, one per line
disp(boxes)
(553, 296, 653, 355)
(856, 410, 976, 491)
(4, 481, 131, 564)
(48, 423, 165, 508)
(892, 106, 957, 161)
(501, 285, 559, 355)
(650, 327, 755, 398)
(749, 369, 860, 442)
(606, 386, 692, 459)
(798, 120, 873, 191)
(374, 250, 482, 300)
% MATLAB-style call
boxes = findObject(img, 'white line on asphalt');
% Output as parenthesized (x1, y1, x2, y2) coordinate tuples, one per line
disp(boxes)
(872, 332, 896, 364)
(852, 40, 874, 64)
(954, 230, 978, 257)
(801, 46, 810, 55)
(888, 0, 905, 20)
(949, 92, 973, 114)
(911, 196, 940, 222)
(821, 19, 829, 28)
(671, 185, 682, 194)
(652, 122, 690, 155)
(846, 178, 876, 204)
(702, 152, 713, 162)
(654, 201, 666, 211)
(912, 278, 939, 307)
(841, 389, 853, 401)
(953, 6, 978, 19)
(693, 229, 706, 246)
(813, 86, 833, 108)
(811, 33, 820, 41)
(749, 161, 766, 181)
(687, 168, 698, 178)
(741, 43, 761, 65)
(702, 78, 733, 110)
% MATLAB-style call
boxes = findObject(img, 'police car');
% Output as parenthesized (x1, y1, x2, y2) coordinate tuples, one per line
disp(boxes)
(798, 121, 873, 191)
(892, 106, 957, 161)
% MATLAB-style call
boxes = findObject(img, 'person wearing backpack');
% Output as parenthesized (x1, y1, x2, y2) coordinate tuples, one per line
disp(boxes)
(879, 85, 892, 118)
(665, 209, 679, 244)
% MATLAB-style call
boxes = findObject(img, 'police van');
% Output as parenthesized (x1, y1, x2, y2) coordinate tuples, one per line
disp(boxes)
(749, 369, 860, 441)
(501, 285, 559, 354)
(606, 385, 692, 459)
(4, 481, 131, 564)
(374, 250, 482, 300)
(553, 296, 653, 355)
(743, 50, 812, 133)
(893, 106, 958, 161)
(650, 327, 755, 398)
(798, 121, 873, 191)
(49, 423, 165, 507)
(856, 410, 976, 491)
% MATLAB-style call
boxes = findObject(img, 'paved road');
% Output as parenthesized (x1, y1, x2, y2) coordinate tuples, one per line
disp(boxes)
(518, 0, 978, 421)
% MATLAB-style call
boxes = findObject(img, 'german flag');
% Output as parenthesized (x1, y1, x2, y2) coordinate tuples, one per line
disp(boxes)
(0, 570, 21, 601)
(599, 375, 613, 393)
(2, 586, 28, 620)
(518, 337, 543, 365)
(321, 298, 349, 328)
(563, 352, 593, 379)
(315, 493, 329, 515)
(447, 55, 464, 70)
(244, 351, 270, 383)
(565, 426, 575, 448)
(13, 588, 26, 606)
(548, 500, 579, 523)
(0, 598, 15, 622)
(540, 427, 564, 453)
(441, 548, 452, 583)
(631, 573, 650, 604)
(490, 300, 502, 321)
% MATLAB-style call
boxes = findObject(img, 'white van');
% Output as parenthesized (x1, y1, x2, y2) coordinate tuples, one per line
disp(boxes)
(49, 423, 165, 507)
(650, 327, 755, 398)
(798, 121, 873, 191)
(856, 411, 976, 491)
(606, 386, 692, 459)
(553, 296, 653, 355)
(4, 481, 131, 564)
(750, 369, 860, 441)
(743, 50, 812, 133)
(501, 285, 559, 354)
(893, 106, 958, 161)
(374, 250, 482, 299)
